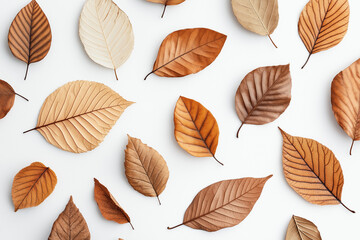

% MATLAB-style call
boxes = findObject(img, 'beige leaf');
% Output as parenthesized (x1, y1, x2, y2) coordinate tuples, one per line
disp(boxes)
(286, 215, 322, 240)
(79, 0, 134, 80)
(24, 80, 133, 153)
(125, 135, 169, 205)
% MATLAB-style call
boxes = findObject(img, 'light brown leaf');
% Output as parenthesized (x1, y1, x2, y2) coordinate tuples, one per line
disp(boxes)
(125, 135, 169, 205)
(24, 80, 133, 153)
(0, 80, 28, 119)
(298, 0, 349, 68)
(331, 59, 360, 155)
(279, 128, 354, 213)
(49, 196, 91, 240)
(12, 162, 57, 211)
(168, 175, 272, 232)
(144, 28, 226, 80)
(146, 0, 185, 18)
(235, 64, 291, 137)
(231, 0, 279, 47)
(174, 96, 222, 165)
(94, 178, 134, 229)
(286, 215, 322, 240)
(8, 0, 52, 80)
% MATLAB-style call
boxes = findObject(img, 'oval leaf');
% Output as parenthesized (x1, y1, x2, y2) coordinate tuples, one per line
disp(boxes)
(147, 0, 185, 18)
(0, 80, 29, 119)
(298, 0, 349, 68)
(144, 28, 226, 80)
(49, 196, 91, 240)
(174, 96, 222, 165)
(8, 0, 52, 80)
(231, 0, 279, 47)
(286, 215, 322, 240)
(12, 162, 57, 211)
(279, 128, 354, 213)
(331, 58, 360, 155)
(168, 175, 272, 232)
(79, 0, 134, 80)
(125, 135, 169, 205)
(24, 80, 133, 153)
(235, 64, 291, 137)
(94, 178, 134, 229)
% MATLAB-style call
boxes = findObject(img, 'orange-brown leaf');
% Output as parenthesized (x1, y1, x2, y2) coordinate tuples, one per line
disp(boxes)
(94, 178, 134, 229)
(12, 162, 57, 211)
(0, 80, 15, 119)
(174, 96, 221, 165)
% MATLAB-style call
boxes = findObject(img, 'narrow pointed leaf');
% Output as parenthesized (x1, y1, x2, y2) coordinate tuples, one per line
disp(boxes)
(286, 215, 322, 240)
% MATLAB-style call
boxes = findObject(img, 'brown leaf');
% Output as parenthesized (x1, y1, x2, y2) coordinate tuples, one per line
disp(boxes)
(168, 175, 272, 232)
(331, 59, 360, 155)
(279, 128, 354, 213)
(286, 215, 322, 240)
(23, 80, 133, 153)
(144, 28, 226, 80)
(147, 0, 185, 18)
(235, 64, 291, 137)
(49, 196, 91, 240)
(94, 178, 134, 229)
(0, 80, 28, 119)
(174, 96, 222, 165)
(125, 135, 169, 205)
(8, 0, 52, 80)
(298, 0, 349, 68)
(12, 162, 57, 211)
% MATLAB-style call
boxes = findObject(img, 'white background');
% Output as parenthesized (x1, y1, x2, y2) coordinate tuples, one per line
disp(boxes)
(0, 0, 360, 239)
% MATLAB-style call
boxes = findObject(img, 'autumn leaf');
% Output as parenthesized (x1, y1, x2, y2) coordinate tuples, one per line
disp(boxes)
(12, 162, 57, 211)
(144, 28, 226, 80)
(174, 96, 222, 165)
(79, 0, 134, 80)
(23, 81, 133, 153)
(285, 215, 322, 240)
(94, 178, 134, 229)
(125, 135, 169, 205)
(298, 0, 349, 68)
(49, 196, 91, 240)
(231, 0, 279, 48)
(147, 0, 185, 18)
(279, 128, 354, 213)
(0, 80, 28, 119)
(168, 175, 272, 232)
(8, 0, 52, 80)
(235, 64, 291, 137)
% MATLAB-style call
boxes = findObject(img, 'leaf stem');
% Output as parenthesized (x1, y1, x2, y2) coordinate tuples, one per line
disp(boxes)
(350, 139, 355, 155)
(144, 71, 154, 80)
(15, 93, 29, 101)
(167, 223, 184, 230)
(340, 201, 355, 213)
(301, 53, 312, 69)
(23, 127, 37, 134)
(161, 4, 167, 18)
(129, 222, 134, 230)
(267, 35, 277, 48)
(213, 155, 223, 166)
(24, 63, 29, 80)
(114, 69, 118, 80)
(236, 122, 244, 138)
(157, 195, 161, 205)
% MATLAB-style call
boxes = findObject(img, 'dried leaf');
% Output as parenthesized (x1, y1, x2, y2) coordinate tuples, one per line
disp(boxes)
(168, 175, 272, 232)
(174, 96, 222, 165)
(49, 196, 91, 240)
(94, 178, 134, 229)
(79, 0, 134, 80)
(8, 0, 52, 80)
(0, 80, 28, 119)
(125, 135, 169, 205)
(331, 59, 360, 155)
(12, 162, 57, 211)
(147, 0, 185, 18)
(231, 0, 279, 48)
(235, 64, 291, 137)
(285, 215, 322, 240)
(144, 28, 226, 80)
(279, 128, 354, 213)
(298, 0, 349, 68)
(24, 80, 133, 153)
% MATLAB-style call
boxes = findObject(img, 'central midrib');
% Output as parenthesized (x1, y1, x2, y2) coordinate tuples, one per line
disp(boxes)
(248, 0, 269, 35)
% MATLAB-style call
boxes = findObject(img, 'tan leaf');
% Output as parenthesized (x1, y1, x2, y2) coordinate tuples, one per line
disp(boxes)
(94, 178, 134, 229)
(235, 64, 291, 137)
(279, 128, 354, 213)
(231, 0, 279, 47)
(24, 80, 133, 153)
(144, 28, 226, 80)
(174, 96, 222, 165)
(147, 0, 185, 18)
(79, 0, 134, 80)
(8, 0, 52, 80)
(12, 162, 57, 212)
(298, 0, 349, 68)
(0, 80, 28, 119)
(331, 59, 360, 155)
(168, 175, 272, 232)
(286, 215, 322, 240)
(49, 196, 91, 240)
(125, 135, 169, 205)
